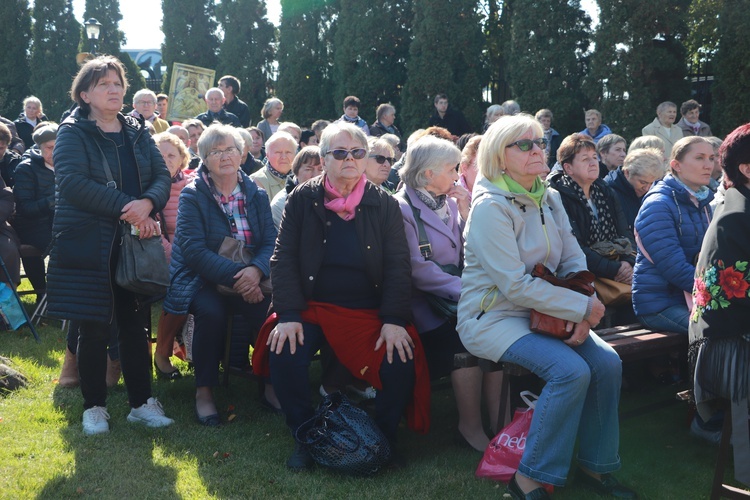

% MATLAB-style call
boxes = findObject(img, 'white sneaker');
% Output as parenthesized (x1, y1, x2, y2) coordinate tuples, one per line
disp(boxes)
(127, 397, 175, 428)
(348, 385, 377, 400)
(82, 406, 110, 435)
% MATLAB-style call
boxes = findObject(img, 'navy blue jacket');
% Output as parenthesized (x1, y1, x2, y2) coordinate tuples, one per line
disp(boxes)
(604, 166, 642, 233)
(632, 174, 713, 316)
(163, 167, 276, 314)
(12, 148, 55, 251)
(47, 109, 171, 323)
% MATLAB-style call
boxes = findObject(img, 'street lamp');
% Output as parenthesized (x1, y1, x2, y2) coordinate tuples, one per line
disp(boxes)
(85, 18, 102, 55)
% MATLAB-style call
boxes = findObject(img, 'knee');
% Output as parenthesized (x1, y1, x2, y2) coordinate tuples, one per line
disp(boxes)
(593, 348, 622, 383)
(552, 357, 591, 393)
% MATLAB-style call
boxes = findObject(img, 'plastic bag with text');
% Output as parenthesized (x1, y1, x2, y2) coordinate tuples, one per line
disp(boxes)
(475, 391, 553, 493)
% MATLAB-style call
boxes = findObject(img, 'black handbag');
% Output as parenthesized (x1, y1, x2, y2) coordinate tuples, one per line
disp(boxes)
(115, 223, 170, 296)
(95, 141, 169, 296)
(295, 392, 392, 476)
(400, 192, 461, 320)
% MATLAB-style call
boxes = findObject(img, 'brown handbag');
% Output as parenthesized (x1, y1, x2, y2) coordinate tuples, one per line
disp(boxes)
(529, 263, 596, 339)
(593, 277, 632, 306)
(216, 236, 273, 297)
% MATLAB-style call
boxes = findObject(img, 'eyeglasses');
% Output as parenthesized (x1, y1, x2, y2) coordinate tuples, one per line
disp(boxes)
(369, 154, 395, 165)
(506, 138, 548, 152)
(325, 148, 367, 160)
(207, 147, 240, 158)
(136, 101, 156, 106)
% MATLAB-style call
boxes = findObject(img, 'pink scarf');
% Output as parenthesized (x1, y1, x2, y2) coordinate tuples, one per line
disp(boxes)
(323, 173, 367, 221)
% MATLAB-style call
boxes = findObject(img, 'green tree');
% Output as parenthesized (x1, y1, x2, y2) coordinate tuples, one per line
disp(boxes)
(216, 0, 276, 122)
(275, 0, 339, 127)
(483, 0, 514, 104)
(80, 0, 146, 112)
(685, 0, 721, 66)
(331, 0, 411, 126)
(712, 0, 750, 136)
(507, 0, 590, 135)
(0, 1, 31, 117)
(29, 0, 80, 121)
(161, 0, 220, 93)
(401, 0, 486, 135)
(587, 0, 691, 141)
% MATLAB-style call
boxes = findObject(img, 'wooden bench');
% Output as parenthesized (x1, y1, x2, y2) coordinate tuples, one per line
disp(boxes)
(454, 323, 686, 430)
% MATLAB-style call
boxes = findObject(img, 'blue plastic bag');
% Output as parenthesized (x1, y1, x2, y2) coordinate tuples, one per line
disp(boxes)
(0, 282, 27, 330)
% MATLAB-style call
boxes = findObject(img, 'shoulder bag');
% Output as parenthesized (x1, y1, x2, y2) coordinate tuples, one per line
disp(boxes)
(295, 391, 392, 476)
(400, 191, 460, 320)
(216, 236, 272, 297)
(529, 263, 595, 339)
(95, 141, 170, 296)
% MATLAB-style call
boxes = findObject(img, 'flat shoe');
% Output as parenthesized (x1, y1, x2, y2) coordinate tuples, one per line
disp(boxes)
(286, 442, 313, 471)
(196, 410, 221, 427)
(259, 396, 284, 416)
(576, 469, 638, 498)
(507, 474, 551, 500)
(155, 362, 182, 380)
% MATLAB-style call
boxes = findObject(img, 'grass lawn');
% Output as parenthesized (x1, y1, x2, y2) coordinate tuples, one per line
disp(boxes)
(0, 292, 746, 499)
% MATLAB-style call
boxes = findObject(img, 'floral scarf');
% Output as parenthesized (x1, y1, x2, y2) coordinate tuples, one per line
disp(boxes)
(558, 174, 618, 246)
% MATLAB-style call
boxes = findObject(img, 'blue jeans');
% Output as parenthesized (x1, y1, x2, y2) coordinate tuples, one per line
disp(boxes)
(637, 304, 689, 335)
(500, 332, 622, 486)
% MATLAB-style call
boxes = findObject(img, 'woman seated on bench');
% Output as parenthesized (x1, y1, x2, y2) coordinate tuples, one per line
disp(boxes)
(262, 123, 429, 470)
(632, 136, 715, 334)
(395, 135, 502, 452)
(457, 114, 636, 499)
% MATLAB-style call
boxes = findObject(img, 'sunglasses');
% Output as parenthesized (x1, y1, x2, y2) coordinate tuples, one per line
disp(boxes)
(506, 138, 548, 152)
(326, 148, 367, 160)
(369, 154, 395, 165)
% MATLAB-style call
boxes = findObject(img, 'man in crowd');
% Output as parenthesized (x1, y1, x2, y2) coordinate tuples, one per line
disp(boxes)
(195, 88, 241, 127)
(218, 75, 251, 128)
(129, 89, 170, 133)
(156, 94, 173, 126)
(428, 93, 472, 137)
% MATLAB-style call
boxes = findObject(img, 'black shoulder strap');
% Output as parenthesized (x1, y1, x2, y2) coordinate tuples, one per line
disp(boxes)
(401, 191, 432, 259)
(93, 140, 117, 189)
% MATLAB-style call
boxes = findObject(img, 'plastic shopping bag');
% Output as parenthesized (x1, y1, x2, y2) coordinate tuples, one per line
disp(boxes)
(0, 282, 27, 331)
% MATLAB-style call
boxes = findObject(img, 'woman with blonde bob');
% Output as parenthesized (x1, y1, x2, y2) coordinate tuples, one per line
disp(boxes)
(458, 114, 635, 499)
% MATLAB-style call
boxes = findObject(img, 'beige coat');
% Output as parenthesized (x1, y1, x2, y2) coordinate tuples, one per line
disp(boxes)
(642, 117, 684, 159)
(249, 166, 286, 201)
(457, 176, 591, 362)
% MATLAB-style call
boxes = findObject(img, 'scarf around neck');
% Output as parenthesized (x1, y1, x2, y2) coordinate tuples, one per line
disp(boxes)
(415, 187, 449, 224)
(492, 174, 545, 206)
(674, 175, 711, 202)
(557, 174, 618, 246)
(323, 173, 367, 221)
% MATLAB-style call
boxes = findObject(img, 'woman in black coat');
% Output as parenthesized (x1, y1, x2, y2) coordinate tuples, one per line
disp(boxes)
(48, 56, 173, 435)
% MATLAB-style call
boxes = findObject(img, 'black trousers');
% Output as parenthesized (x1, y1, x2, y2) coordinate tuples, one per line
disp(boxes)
(270, 322, 415, 442)
(78, 285, 151, 409)
(189, 285, 270, 387)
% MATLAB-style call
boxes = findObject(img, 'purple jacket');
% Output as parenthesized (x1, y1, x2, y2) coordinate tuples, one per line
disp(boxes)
(397, 185, 464, 333)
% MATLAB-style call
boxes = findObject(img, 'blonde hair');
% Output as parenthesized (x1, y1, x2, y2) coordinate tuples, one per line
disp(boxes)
(153, 131, 190, 171)
(477, 114, 543, 180)
(622, 148, 666, 180)
(628, 135, 665, 153)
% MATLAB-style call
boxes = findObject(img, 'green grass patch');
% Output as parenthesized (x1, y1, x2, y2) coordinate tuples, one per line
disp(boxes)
(0, 293, 746, 498)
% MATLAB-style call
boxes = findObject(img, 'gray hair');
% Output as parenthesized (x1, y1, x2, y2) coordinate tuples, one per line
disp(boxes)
(380, 133, 401, 151)
(399, 135, 461, 189)
(535, 108, 553, 121)
(133, 89, 157, 105)
(204, 87, 224, 100)
(623, 148, 666, 179)
(367, 136, 395, 157)
(261, 97, 283, 119)
(236, 128, 253, 150)
(629, 135, 665, 153)
(376, 103, 395, 122)
(501, 100, 520, 115)
(319, 122, 368, 158)
(597, 134, 626, 155)
(656, 101, 677, 114)
(266, 131, 298, 152)
(196, 124, 245, 162)
(486, 104, 504, 122)
(277, 122, 301, 137)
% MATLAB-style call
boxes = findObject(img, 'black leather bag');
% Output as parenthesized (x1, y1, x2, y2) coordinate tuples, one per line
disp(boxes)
(115, 223, 170, 296)
(295, 392, 392, 476)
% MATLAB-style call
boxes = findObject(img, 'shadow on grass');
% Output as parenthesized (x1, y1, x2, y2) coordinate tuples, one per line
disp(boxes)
(37, 384, 180, 499)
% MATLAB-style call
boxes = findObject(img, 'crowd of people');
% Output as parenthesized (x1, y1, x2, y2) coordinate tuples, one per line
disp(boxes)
(2, 54, 748, 498)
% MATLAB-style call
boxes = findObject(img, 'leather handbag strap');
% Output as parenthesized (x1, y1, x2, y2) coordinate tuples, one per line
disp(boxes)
(399, 191, 432, 259)
(93, 140, 117, 189)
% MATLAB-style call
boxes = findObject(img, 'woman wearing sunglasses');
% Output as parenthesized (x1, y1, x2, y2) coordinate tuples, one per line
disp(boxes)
(457, 114, 636, 499)
(364, 136, 397, 192)
(255, 122, 430, 470)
